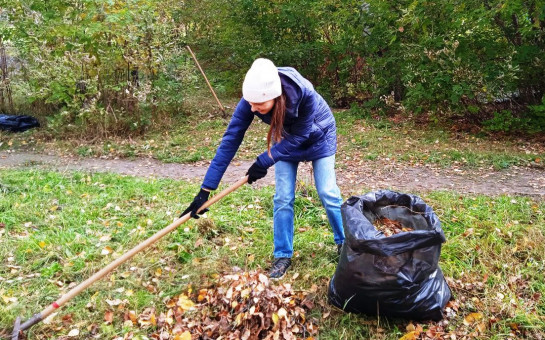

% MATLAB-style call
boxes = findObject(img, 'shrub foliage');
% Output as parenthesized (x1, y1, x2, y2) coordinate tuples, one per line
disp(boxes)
(1, 0, 544, 134)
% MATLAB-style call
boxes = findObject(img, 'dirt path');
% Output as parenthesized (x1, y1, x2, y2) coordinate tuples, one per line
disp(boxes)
(2, 151, 545, 198)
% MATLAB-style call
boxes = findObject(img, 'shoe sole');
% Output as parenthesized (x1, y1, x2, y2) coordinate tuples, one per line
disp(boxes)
(269, 273, 286, 280)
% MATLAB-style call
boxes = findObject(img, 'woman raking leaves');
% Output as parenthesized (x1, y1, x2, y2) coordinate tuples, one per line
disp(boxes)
(183, 58, 345, 279)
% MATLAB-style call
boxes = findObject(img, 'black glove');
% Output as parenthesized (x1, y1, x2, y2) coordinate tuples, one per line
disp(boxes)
(181, 188, 210, 218)
(246, 162, 267, 184)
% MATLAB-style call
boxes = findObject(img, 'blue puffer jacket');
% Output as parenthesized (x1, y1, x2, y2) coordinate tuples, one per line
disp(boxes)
(202, 67, 337, 190)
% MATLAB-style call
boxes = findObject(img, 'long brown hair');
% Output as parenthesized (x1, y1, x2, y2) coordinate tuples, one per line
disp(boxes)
(267, 93, 286, 155)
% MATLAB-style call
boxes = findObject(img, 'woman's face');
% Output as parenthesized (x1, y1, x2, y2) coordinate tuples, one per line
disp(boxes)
(248, 99, 275, 114)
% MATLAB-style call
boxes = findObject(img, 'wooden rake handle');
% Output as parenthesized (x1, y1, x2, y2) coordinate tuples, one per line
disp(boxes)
(13, 176, 249, 336)
(186, 45, 226, 115)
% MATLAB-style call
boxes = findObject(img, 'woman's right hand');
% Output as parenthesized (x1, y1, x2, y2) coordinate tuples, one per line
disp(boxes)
(180, 188, 210, 218)
(246, 162, 267, 184)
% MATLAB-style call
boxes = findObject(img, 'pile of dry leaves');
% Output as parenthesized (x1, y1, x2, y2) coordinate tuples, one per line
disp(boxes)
(373, 217, 414, 236)
(135, 270, 318, 340)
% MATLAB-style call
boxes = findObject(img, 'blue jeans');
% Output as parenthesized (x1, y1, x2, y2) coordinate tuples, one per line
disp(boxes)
(273, 154, 345, 258)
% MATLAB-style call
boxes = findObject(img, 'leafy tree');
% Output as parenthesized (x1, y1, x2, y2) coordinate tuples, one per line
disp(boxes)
(1, 0, 544, 133)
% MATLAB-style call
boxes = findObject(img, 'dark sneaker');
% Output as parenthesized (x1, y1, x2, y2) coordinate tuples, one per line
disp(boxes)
(337, 243, 343, 256)
(269, 258, 292, 279)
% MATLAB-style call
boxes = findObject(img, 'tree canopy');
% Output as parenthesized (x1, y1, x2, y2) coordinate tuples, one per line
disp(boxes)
(1, 0, 544, 134)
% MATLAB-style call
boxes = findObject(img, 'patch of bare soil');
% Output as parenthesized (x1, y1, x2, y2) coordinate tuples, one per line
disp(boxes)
(1, 151, 545, 198)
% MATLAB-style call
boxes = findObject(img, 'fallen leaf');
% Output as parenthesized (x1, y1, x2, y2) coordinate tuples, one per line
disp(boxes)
(399, 331, 417, 340)
(105, 298, 123, 306)
(177, 295, 195, 311)
(272, 313, 279, 326)
(464, 312, 484, 325)
(67, 329, 80, 337)
(104, 310, 114, 324)
(174, 331, 192, 340)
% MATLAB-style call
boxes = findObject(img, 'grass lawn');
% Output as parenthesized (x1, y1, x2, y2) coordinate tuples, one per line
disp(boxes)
(1, 169, 544, 339)
(1, 101, 544, 172)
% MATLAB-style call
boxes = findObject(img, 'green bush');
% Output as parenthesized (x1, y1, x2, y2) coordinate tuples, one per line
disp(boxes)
(1, 0, 544, 134)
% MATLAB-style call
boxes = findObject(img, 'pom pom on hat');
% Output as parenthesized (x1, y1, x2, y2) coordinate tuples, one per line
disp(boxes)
(242, 58, 282, 103)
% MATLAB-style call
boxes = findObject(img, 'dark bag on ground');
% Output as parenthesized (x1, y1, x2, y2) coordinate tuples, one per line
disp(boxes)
(0, 114, 40, 132)
(328, 190, 451, 321)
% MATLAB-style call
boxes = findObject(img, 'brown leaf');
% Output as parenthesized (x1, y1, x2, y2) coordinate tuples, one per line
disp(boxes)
(61, 314, 73, 325)
(104, 310, 114, 324)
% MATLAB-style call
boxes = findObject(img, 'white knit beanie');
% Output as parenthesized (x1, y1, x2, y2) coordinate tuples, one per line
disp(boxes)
(242, 58, 282, 103)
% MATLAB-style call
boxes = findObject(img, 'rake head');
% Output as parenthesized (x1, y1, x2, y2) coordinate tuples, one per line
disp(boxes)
(11, 317, 21, 340)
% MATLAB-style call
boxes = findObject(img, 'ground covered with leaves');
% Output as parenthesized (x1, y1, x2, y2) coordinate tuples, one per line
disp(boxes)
(1, 169, 544, 339)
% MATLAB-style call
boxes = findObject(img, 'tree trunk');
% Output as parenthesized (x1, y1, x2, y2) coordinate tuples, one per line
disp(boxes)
(0, 39, 14, 114)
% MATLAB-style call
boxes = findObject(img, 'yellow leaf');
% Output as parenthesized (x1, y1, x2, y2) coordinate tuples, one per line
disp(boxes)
(241, 288, 251, 298)
(155, 268, 162, 277)
(464, 312, 484, 325)
(272, 313, 279, 326)
(177, 295, 195, 311)
(2, 295, 16, 304)
(399, 331, 418, 340)
(235, 312, 244, 326)
(173, 331, 192, 340)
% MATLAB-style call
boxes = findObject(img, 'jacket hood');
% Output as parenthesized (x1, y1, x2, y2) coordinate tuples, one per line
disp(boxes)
(278, 67, 312, 118)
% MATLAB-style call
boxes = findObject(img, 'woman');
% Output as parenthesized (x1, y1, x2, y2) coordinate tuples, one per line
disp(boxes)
(182, 58, 344, 279)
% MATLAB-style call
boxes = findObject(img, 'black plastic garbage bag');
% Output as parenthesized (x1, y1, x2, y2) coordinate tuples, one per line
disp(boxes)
(328, 190, 451, 321)
(0, 114, 40, 132)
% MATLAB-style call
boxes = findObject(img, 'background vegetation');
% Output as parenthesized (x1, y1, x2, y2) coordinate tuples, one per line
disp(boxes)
(1, 1, 545, 338)
(1, 0, 545, 136)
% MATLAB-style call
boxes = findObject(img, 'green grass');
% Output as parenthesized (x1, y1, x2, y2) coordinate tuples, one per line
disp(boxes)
(334, 110, 544, 170)
(1, 169, 544, 339)
(2, 104, 544, 171)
